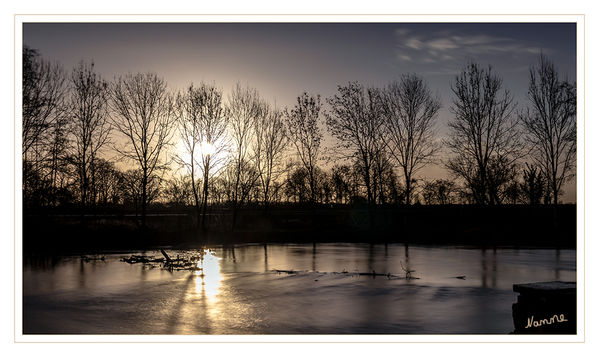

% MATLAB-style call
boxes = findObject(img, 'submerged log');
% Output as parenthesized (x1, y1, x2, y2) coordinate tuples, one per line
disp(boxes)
(274, 269, 298, 274)
(357, 271, 390, 277)
(121, 255, 165, 264)
(160, 249, 172, 263)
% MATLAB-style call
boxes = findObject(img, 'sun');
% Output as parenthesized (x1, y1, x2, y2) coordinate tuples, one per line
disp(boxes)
(175, 137, 214, 163)
(175, 136, 227, 178)
(199, 141, 215, 157)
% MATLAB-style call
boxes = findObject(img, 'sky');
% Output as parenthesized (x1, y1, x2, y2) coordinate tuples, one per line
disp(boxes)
(22, 22, 577, 202)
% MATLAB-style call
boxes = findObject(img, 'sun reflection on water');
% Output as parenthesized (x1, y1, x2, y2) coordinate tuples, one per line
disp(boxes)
(194, 249, 222, 300)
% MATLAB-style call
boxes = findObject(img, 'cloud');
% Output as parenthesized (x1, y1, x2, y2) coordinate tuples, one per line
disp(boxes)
(428, 38, 458, 51)
(394, 28, 411, 37)
(406, 38, 424, 50)
(449, 34, 504, 46)
(394, 28, 552, 66)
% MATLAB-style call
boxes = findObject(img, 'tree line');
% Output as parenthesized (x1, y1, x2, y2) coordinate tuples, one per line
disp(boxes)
(22, 46, 576, 227)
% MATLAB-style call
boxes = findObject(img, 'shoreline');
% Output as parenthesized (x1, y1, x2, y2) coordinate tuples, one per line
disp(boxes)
(21, 204, 577, 255)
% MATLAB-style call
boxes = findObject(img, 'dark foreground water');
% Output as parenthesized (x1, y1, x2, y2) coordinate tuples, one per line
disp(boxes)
(23, 244, 576, 334)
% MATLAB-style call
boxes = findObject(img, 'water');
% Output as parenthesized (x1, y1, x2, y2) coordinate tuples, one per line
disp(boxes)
(22, 244, 576, 334)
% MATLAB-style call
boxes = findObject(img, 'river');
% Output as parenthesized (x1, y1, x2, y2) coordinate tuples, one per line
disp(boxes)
(23, 243, 576, 334)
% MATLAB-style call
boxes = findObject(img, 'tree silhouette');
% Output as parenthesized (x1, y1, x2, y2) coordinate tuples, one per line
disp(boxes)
(22, 46, 66, 158)
(520, 54, 576, 205)
(174, 83, 229, 227)
(200, 86, 228, 228)
(91, 158, 122, 206)
(226, 84, 262, 225)
(285, 92, 323, 204)
(253, 103, 288, 210)
(521, 163, 548, 205)
(381, 74, 441, 205)
(22, 46, 578, 229)
(284, 166, 309, 203)
(46, 109, 71, 207)
(331, 164, 352, 204)
(446, 62, 521, 205)
(22, 47, 67, 207)
(174, 85, 203, 222)
(110, 72, 175, 228)
(421, 179, 457, 205)
(326, 82, 384, 206)
(68, 61, 111, 210)
(164, 174, 194, 207)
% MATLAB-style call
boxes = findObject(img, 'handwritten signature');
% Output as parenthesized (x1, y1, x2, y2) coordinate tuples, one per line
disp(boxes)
(525, 314, 568, 329)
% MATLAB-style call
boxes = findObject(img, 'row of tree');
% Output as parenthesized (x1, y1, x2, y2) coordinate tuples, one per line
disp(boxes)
(23, 46, 576, 228)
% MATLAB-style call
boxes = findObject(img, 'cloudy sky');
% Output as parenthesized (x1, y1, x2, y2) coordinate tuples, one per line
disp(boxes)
(22, 22, 577, 201)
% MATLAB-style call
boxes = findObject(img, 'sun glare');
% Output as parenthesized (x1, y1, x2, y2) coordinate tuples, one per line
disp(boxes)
(199, 141, 215, 157)
(175, 139, 221, 176)
(194, 249, 222, 300)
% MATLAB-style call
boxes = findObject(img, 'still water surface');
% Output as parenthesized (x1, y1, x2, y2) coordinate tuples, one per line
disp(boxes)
(23, 244, 576, 334)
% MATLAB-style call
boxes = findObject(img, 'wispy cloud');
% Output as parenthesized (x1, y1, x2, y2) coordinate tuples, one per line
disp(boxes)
(394, 27, 551, 66)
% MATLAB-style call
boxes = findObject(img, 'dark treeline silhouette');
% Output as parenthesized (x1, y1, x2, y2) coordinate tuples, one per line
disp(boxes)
(22, 46, 576, 249)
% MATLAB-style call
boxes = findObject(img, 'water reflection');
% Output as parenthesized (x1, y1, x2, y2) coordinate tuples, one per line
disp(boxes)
(555, 249, 561, 280)
(23, 245, 577, 334)
(480, 248, 498, 288)
(403, 243, 413, 283)
(264, 244, 268, 272)
(312, 243, 317, 271)
(193, 249, 222, 300)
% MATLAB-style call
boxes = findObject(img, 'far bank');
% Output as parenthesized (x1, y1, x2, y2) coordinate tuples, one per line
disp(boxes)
(22, 204, 576, 254)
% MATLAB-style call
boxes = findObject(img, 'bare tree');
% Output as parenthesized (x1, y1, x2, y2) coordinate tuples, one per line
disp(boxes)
(22, 47, 67, 207)
(175, 84, 208, 225)
(445, 62, 521, 205)
(421, 179, 457, 205)
(371, 152, 401, 205)
(521, 163, 548, 205)
(253, 104, 288, 209)
(331, 164, 352, 204)
(22, 46, 66, 158)
(503, 177, 523, 205)
(326, 82, 384, 206)
(284, 166, 309, 203)
(110, 72, 175, 228)
(285, 92, 323, 204)
(381, 74, 441, 204)
(121, 169, 162, 217)
(226, 84, 262, 225)
(520, 54, 576, 205)
(164, 174, 194, 207)
(46, 112, 71, 207)
(68, 61, 111, 209)
(183, 83, 229, 229)
(92, 158, 121, 206)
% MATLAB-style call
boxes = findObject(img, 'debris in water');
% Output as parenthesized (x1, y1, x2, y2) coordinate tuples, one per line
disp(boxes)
(81, 255, 105, 262)
(400, 261, 416, 279)
(121, 255, 165, 264)
(274, 269, 298, 274)
(273, 268, 418, 280)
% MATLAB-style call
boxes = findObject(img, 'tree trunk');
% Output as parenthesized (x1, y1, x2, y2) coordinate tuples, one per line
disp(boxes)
(404, 166, 411, 205)
(309, 168, 316, 205)
(190, 160, 201, 229)
(201, 159, 210, 230)
(142, 168, 147, 229)
(364, 167, 373, 205)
